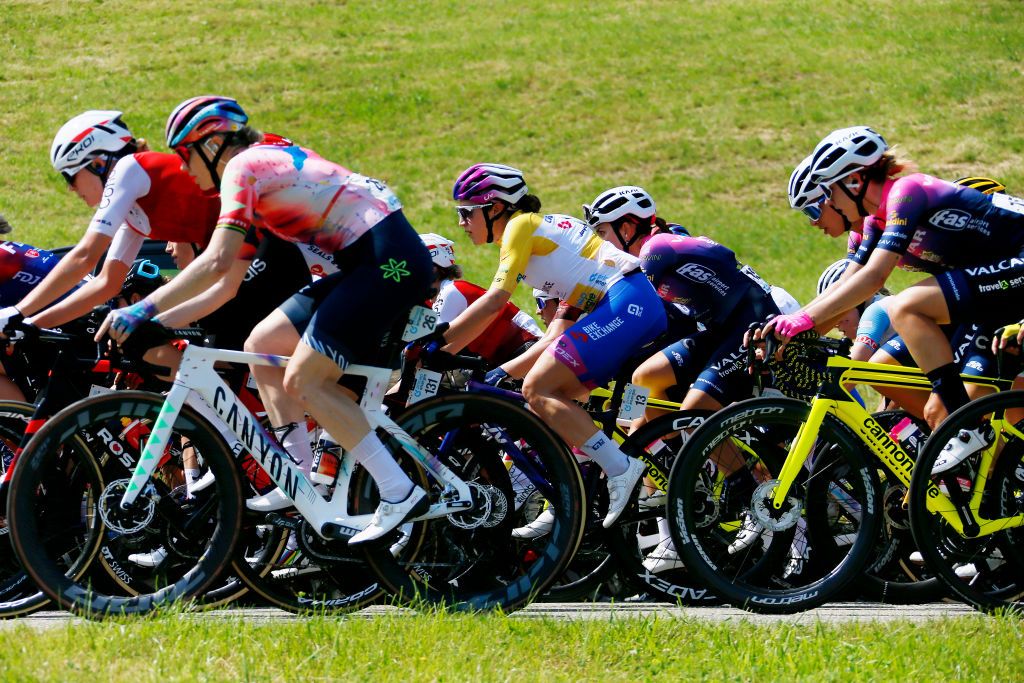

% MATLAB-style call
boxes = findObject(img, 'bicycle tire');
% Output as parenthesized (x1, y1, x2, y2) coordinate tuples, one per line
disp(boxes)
(667, 397, 881, 614)
(604, 410, 722, 605)
(0, 400, 51, 618)
(7, 391, 244, 618)
(364, 393, 586, 612)
(908, 390, 1024, 613)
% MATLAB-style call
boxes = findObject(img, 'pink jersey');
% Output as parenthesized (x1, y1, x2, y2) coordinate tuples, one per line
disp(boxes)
(217, 137, 403, 252)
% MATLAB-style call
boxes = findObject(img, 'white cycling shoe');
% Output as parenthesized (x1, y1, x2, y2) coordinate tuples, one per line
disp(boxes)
(188, 470, 216, 497)
(729, 513, 772, 555)
(128, 546, 168, 568)
(511, 508, 556, 539)
(642, 538, 684, 573)
(349, 486, 429, 545)
(603, 457, 647, 528)
(246, 488, 294, 512)
(932, 426, 993, 475)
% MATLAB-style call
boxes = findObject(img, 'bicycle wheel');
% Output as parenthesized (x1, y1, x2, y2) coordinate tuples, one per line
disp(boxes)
(908, 390, 1024, 613)
(667, 397, 881, 613)
(364, 393, 586, 613)
(7, 391, 244, 618)
(604, 410, 722, 605)
(230, 476, 390, 614)
(0, 400, 51, 618)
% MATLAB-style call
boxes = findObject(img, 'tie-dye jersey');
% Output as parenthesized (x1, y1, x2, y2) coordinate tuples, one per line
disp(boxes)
(849, 173, 1024, 273)
(217, 137, 402, 253)
(493, 212, 638, 313)
(638, 233, 773, 329)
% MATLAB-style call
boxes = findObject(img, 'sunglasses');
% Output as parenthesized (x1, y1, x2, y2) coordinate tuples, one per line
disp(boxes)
(801, 196, 825, 221)
(455, 203, 491, 222)
(62, 156, 108, 186)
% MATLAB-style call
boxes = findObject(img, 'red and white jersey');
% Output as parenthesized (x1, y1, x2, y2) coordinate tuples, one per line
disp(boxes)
(432, 279, 541, 364)
(88, 152, 220, 264)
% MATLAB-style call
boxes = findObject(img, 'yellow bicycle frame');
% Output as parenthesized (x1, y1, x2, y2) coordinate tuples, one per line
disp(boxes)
(769, 357, 1024, 538)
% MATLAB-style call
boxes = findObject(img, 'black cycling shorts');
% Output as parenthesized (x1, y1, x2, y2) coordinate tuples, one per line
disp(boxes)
(279, 211, 433, 370)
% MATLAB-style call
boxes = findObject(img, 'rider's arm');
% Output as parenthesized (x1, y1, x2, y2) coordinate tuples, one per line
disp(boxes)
(804, 250, 897, 332)
(143, 228, 247, 315)
(19, 156, 151, 319)
(14, 231, 111, 317)
(28, 258, 131, 329)
(155, 256, 250, 327)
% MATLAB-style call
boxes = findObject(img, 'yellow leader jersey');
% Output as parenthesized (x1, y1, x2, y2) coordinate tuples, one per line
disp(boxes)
(492, 212, 639, 313)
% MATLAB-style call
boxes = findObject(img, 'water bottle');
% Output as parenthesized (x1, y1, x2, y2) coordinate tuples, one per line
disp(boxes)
(310, 437, 341, 486)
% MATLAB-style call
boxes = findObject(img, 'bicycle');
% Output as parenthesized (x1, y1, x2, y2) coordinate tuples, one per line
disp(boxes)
(8, 310, 586, 616)
(665, 333, 1012, 613)
(397, 341, 721, 605)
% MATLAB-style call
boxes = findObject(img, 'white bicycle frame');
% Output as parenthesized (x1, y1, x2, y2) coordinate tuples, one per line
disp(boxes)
(118, 343, 474, 539)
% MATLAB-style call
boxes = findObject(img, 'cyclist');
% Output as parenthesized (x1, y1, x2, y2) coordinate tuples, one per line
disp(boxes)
(98, 95, 433, 544)
(0, 111, 220, 333)
(420, 233, 541, 366)
(764, 125, 1024, 472)
(428, 165, 665, 527)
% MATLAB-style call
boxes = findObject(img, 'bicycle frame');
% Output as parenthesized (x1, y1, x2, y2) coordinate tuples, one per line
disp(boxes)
(119, 343, 475, 539)
(768, 356, 1024, 538)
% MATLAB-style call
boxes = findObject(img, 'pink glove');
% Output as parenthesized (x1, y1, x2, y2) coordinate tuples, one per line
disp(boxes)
(772, 311, 814, 338)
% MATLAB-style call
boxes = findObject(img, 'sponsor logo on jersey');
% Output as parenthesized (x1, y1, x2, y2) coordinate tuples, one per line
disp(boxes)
(626, 303, 644, 317)
(12, 271, 41, 285)
(928, 209, 971, 230)
(557, 220, 572, 230)
(25, 249, 39, 258)
(580, 316, 625, 340)
(675, 263, 715, 283)
(965, 258, 1024, 277)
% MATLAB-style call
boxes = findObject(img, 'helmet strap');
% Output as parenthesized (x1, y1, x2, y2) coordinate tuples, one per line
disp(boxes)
(612, 218, 648, 252)
(484, 201, 510, 244)
(837, 175, 871, 218)
(195, 133, 236, 188)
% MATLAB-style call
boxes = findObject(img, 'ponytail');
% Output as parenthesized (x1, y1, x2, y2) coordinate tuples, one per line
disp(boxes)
(513, 193, 542, 214)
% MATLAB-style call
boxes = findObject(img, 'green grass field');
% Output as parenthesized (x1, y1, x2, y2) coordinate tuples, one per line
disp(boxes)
(2, 0, 1024, 676)
(0, 612, 1021, 681)
(4, 0, 1024, 311)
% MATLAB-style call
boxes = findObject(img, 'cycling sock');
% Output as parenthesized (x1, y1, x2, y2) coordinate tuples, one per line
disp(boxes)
(273, 422, 314, 475)
(351, 431, 414, 502)
(926, 363, 970, 415)
(579, 431, 630, 477)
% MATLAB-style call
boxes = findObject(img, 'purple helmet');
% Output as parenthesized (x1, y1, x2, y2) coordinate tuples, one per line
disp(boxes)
(452, 163, 528, 204)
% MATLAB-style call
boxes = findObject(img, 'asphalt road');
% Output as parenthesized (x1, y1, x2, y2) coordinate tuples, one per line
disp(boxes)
(1, 602, 979, 629)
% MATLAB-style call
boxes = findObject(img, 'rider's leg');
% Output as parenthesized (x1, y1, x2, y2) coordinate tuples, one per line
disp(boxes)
(629, 353, 678, 432)
(887, 279, 961, 430)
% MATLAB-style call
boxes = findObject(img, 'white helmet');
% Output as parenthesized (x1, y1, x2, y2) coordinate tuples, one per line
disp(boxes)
(788, 154, 825, 215)
(50, 111, 135, 180)
(420, 233, 456, 268)
(583, 186, 656, 228)
(816, 259, 850, 296)
(807, 126, 888, 188)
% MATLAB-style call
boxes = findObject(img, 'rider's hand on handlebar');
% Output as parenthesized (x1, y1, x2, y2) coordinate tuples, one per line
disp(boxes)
(96, 299, 158, 344)
(0, 305, 23, 339)
(992, 322, 1023, 356)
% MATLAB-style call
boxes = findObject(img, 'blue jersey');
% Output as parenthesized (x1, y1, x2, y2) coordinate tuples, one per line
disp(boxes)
(638, 234, 773, 329)
(851, 174, 1024, 273)
(0, 241, 63, 306)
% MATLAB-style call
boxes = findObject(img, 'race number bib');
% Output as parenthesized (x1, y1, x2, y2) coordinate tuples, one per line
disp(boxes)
(617, 383, 651, 421)
(403, 305, 439, 342)
(407, 369, 442, 406)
